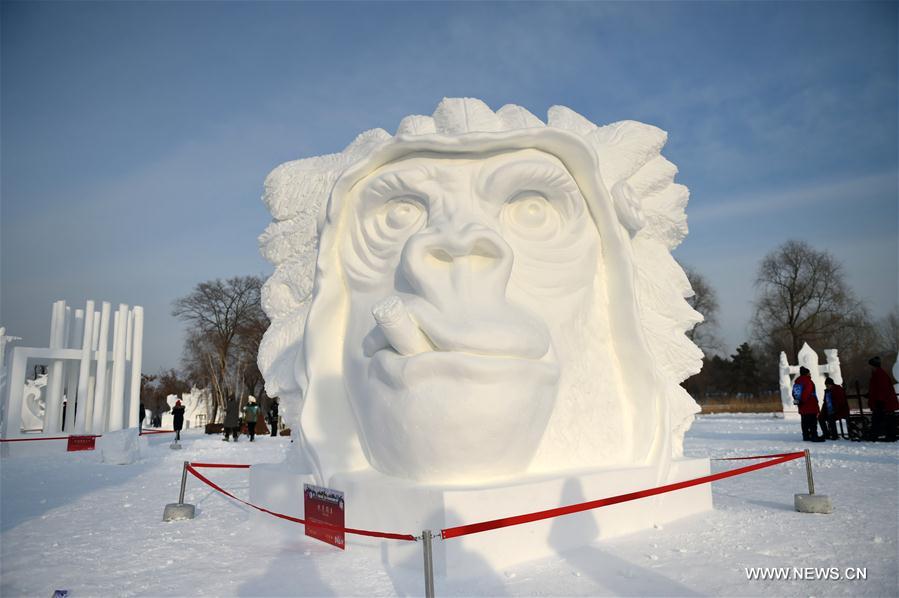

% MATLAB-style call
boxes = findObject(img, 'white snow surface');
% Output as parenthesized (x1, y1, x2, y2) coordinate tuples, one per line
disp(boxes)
(2, 414, 897, 597)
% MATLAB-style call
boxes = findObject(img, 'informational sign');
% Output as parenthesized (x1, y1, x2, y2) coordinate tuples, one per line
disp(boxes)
(303, 484, 345, 550)
(66, 435, 96, 452)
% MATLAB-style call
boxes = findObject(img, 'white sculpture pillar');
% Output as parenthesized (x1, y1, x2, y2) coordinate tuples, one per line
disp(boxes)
(0, 326, 7, 373)
(74, 302, 96, 433)
(44, 301, 67, 433)
(797, 343, 826, 401)
(0, 327, 22, 429)
(2, 349, 29, 437)
(778, 351, 799, 417)
(63, 309, 84, 432)
(127, 307, 144, 428)
(0, 327, 21, 386)
(821, 349, 843, 385)
(90, 302, 112, 434)
(107, 304, 129, 431)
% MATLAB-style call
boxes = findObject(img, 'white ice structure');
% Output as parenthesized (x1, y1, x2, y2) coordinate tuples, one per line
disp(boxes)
(160, 388, 212, 430)
(1, 300, 144, 438)
(778, 343, 842, 418)
(250, 98, 711, 574)
(0, 327, 21, 403)
(20, 373, 48, 432)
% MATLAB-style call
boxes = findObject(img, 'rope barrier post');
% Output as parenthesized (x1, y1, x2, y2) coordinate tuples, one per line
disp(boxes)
(178, 460, 189, 503)
(163, 461, 196, 521)
(794, 449, 831, 514)
(803, 449, 815, 495)
(421, 530, 435, 598)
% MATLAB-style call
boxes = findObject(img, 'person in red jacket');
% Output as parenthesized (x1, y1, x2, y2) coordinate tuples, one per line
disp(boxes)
(867, 356, 898, 442)
(819, 377, 848, 440)
(793, 366, 824, 442)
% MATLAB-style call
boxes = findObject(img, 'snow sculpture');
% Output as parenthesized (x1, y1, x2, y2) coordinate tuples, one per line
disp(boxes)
(253, 98, 711, 572)
(21, 374, 47, 432)
(161, 388, 212, 429)
(778, 343, 842, 418)
(1, 300, 144, 438)
(0, 327, 21, 421)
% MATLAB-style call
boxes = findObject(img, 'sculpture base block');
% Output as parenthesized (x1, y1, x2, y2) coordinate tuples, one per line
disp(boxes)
(162, 502, 195, 521)
(249, 458, 712, 576)
(794, 493, 832, 514)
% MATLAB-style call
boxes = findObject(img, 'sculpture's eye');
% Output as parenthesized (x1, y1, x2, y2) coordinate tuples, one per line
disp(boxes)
(384, 198, 424, 231)
(502, 192, 561, 241)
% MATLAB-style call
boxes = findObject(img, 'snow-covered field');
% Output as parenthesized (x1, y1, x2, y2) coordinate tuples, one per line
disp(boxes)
(1, 414, 896, 597)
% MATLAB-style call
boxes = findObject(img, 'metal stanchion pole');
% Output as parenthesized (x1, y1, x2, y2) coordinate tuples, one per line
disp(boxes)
(163, 461, 196, 521)
(795, 448, 830, 513)
(804, 449, 815, 495)
(422, 530, 435, 598)
(178, 460, 189, 503)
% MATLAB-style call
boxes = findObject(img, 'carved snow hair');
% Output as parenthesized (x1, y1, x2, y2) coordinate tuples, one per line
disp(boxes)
(258, 98, 701, 439)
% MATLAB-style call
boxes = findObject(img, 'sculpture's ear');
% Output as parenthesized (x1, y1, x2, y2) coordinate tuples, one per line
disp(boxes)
(587, 121, 671, 236)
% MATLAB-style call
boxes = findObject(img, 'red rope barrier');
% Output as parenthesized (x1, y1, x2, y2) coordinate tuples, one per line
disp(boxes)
(139, 430, 175, 436)
(184, 464, 416, 542)
(179, 451, 806, 544)
(712, 452, 803, 461)
(0, 435, 101, 443)
(440, 451, 806, 540)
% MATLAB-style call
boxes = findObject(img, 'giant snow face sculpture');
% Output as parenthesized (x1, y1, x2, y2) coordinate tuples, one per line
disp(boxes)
(258, 98, 703, 485)
(341, 149, 599, 479)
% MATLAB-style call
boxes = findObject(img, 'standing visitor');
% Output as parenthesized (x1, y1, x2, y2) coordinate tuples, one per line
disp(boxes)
(138, 400, 145, 432)
(223, 395, 240, 442)
(243, 396, 260, 442)
(793, 366, 823, 442)
(867, 356, 898, 442)
(171, 400, 185, 442)
(268, 399, 279, 437)
(819, 378, 846, 440)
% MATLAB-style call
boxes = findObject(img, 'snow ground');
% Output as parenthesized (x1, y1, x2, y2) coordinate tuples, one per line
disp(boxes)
(1, 415, 896, 597)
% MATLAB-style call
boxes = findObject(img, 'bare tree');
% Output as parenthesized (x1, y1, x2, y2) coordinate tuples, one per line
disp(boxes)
(751, 240, 869, 363)
(683, 265, 723, 356)
(172, 276, 268, 422)
(878, 306, 899, 356)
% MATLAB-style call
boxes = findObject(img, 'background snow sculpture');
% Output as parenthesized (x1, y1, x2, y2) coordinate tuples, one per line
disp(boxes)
(1, 300, 144, 438)
(161, 388, 212, 430)
(778, 343, 842, 417)
(21, 373, 47, 431)
(258, 97, 703, 485)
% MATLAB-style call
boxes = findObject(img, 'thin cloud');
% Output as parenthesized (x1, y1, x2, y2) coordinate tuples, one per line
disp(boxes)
(689, 171, 898, 223)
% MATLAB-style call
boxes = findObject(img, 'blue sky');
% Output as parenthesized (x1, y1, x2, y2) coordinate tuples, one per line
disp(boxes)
(2, 1, 897, 373)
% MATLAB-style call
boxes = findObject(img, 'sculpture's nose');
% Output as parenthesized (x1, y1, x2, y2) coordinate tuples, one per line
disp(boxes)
(400, 222, 513, 307)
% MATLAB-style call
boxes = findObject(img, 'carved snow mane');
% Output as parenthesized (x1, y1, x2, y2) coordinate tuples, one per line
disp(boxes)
(258, 98, 702, 483)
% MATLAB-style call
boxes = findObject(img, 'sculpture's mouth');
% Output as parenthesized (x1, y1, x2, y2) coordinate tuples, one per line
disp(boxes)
(369, 294, 550, 362)
(370, 346, 558, 388)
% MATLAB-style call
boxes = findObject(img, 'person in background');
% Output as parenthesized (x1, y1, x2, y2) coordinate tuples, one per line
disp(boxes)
(268, 399, 279, 437)
(243, 396, 260, 442)
(819, 377, 846, 440)
(171, 399, 185, 442)
(223, 395, 240, 442)
(793, 366, 824, 442)
(138, 400, 145, 432)
(867, 356, 898, 442)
